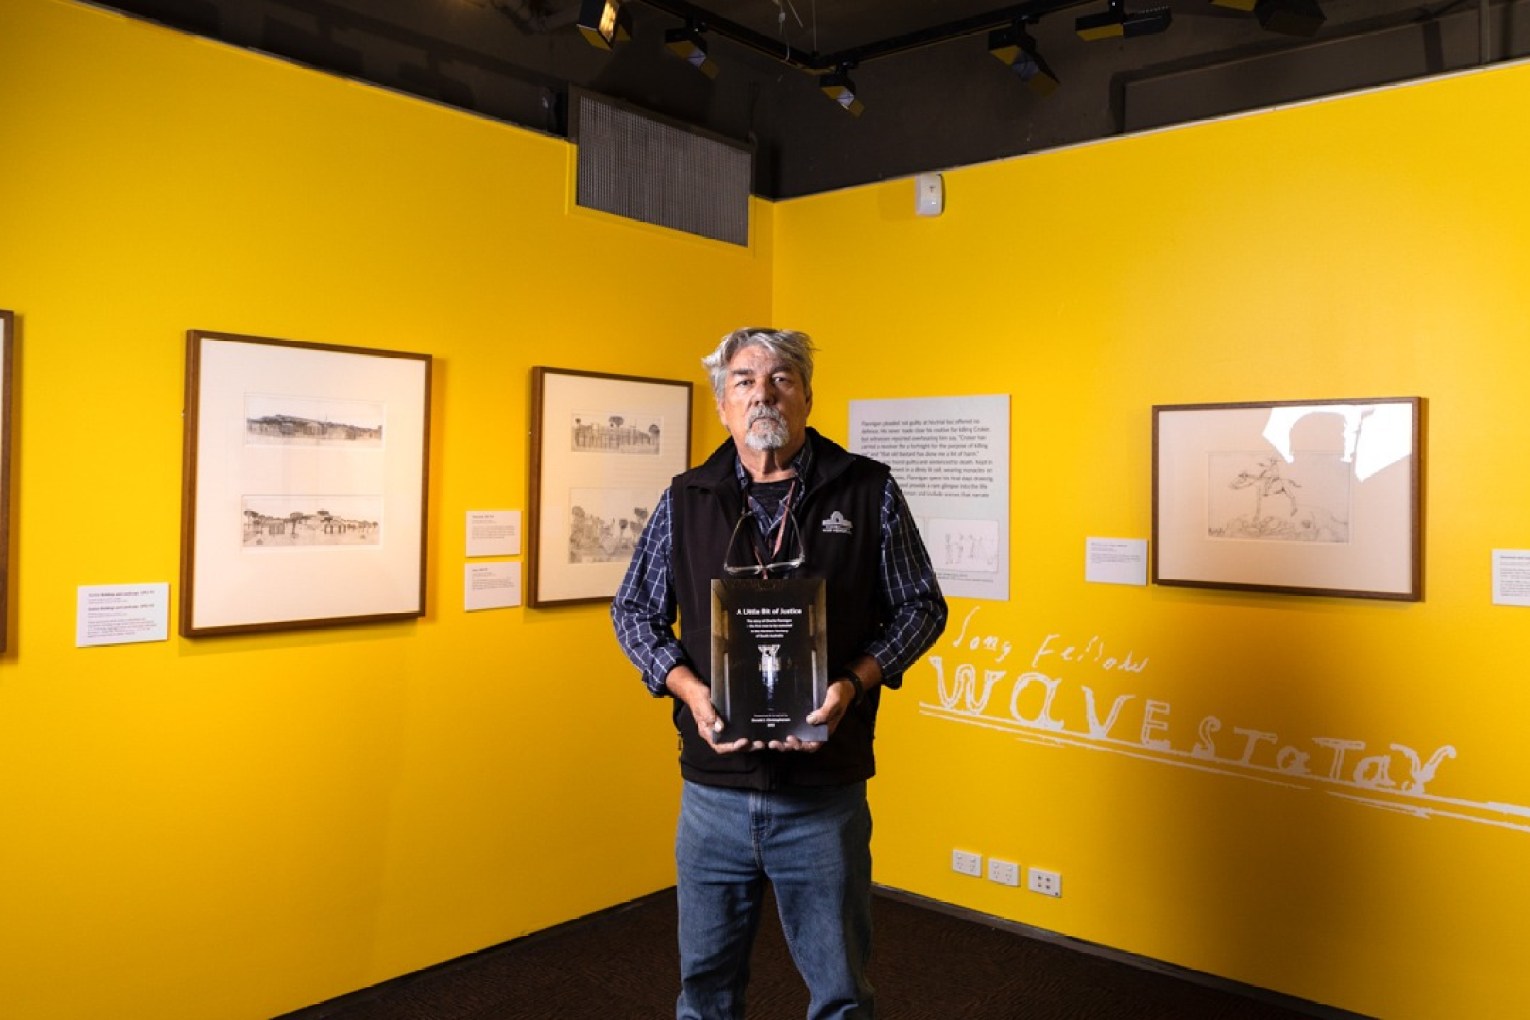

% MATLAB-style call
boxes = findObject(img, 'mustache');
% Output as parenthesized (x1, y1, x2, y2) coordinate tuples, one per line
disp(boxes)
(747, 406, 787, 427)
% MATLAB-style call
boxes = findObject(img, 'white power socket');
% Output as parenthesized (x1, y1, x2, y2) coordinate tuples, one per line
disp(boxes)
(1028, 867, 1062, 897)
(952, 849, 982, 877)
(987, 858, 1021, 887)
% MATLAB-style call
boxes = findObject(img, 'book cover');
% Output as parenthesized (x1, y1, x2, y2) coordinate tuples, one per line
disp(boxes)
(709, 577, 828, 743)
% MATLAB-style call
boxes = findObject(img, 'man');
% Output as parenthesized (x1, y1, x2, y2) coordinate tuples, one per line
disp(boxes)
(612, 327, 947, 1020)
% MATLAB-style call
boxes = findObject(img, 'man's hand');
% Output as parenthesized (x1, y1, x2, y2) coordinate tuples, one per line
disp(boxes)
(772, 659, 883, 752)
(666, 667, 753, 754)
(768, 676, 858, 752)
(669, 660, 880, 755)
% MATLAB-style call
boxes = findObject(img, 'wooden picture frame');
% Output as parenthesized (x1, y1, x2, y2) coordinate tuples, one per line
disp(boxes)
(528, 367, 691, 607)
(180, 330, 432, 636)
(0, 311, 13, 651)
(1152, 397, 1422, 600)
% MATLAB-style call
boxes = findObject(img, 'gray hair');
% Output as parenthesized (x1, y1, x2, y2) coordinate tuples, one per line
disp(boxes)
(701, 328, 816, 401)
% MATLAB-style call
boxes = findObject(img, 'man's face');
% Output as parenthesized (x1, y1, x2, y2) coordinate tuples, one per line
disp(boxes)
(717, 343, 811, 454)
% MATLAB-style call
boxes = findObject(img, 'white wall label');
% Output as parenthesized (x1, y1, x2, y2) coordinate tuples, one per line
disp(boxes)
(1492, 549, 1530, 606)
(850, 394, 1010, 601)
(467, 509, 521, 557)
(77, 583, 170, 647)
(1085, 537, 1148, 586)
(465, 562, 521, 610)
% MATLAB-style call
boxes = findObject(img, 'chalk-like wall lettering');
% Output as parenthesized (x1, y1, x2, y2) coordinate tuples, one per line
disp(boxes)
(922, 607, 1530, 833)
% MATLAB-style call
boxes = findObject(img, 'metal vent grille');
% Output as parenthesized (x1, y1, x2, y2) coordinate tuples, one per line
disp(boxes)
(573, 91, 751, 247)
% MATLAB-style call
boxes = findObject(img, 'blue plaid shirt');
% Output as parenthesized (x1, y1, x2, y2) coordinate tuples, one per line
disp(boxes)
(611, 440, 947, 696)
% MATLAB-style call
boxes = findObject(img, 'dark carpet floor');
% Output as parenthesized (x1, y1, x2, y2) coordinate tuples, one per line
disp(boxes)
(280, 887, 1361, 1020)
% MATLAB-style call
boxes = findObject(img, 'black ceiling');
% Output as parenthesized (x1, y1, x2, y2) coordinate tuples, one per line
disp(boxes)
(94, 0, 1524, 197)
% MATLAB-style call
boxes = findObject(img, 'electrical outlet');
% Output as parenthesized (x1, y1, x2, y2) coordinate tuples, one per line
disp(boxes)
(952, 849, 983, 877)
(987, 858, 1021, 887)
(1027, 867, 1062, 897)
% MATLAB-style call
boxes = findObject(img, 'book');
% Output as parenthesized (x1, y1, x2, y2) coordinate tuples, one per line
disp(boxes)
(709, 577, 828, 743)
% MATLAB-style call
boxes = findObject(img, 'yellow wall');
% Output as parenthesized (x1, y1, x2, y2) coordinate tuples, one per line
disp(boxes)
(776, 66, 1530, 1019)
(0, 2, 759, 1017)
(6, 1, 1530, 1018)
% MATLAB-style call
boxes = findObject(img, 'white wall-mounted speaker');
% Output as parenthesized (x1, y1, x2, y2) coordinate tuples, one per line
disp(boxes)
(915, 172, 944, 217)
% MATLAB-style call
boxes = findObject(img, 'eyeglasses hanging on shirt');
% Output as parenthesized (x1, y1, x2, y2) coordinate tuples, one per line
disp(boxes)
(722, 479, 806, 578)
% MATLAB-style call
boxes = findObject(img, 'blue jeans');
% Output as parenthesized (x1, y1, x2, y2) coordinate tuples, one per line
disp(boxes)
(675, 779, 874, 1020)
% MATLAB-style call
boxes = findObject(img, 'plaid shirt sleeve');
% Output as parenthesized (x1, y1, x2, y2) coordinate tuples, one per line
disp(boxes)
(611, 487, 689, 697)
(863, 476, 948, 688)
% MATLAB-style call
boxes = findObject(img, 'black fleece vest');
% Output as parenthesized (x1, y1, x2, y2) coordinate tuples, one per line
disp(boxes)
(669, 430, 891, 790)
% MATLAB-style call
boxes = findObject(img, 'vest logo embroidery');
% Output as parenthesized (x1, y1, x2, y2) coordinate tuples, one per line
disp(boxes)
(821, 511, 854, 535)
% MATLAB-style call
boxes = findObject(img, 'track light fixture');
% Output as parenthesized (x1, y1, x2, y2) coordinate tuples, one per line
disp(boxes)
(987, 22, 1059, 97)
(665, 20, 719, 78)
(819, 64, 865, 117)
(1074, 0, 1173, 40)
(1255, 0, 1326, 36)
(576, 0, 630, 50)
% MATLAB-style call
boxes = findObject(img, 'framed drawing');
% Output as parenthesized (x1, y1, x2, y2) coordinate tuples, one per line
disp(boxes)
(0, 311, 12, 651)
(181, 331, 432, 636)
(1153, 397, 1422, 601)
(528, 367, 691, 607)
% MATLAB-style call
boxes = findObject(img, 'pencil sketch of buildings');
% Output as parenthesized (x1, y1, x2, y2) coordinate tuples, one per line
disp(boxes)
(570, 412, 662, 455)
(1208, 452, 1351, 543)
(568, 487, 653, 563)
(245, 394, 384, 447)
(242, 495, 383, 547)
